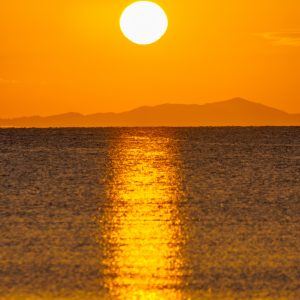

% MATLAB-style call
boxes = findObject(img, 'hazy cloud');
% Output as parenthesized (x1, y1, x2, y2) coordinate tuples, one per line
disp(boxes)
(258, 32, 300, 46)
(0, 78, 47, 85)
(0, 78, 19, 84)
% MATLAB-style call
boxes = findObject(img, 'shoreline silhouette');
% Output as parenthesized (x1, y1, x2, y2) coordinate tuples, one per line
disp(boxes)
(1, 98, 299, 127)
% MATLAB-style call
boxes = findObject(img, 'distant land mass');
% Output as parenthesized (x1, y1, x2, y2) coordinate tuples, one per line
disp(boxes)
(1, 98, 299, 127)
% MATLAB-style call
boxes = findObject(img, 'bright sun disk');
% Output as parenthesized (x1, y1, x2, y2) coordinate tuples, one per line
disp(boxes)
(120, 1, 168, 45)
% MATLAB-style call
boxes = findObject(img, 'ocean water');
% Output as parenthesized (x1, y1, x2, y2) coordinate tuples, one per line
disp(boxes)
(0, 127, 299, 300)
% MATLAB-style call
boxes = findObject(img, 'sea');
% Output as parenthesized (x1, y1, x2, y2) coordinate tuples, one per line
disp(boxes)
(0, 127, 299, 300)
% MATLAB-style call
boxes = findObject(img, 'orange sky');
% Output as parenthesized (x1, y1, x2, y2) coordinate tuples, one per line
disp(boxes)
(0, 0, 300, 118)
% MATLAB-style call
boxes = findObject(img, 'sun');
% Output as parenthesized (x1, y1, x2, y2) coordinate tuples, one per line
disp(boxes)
(120, 1, 168, 45)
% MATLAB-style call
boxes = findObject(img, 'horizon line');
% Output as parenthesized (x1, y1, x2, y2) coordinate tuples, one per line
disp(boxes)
(1, 98, 299, 119)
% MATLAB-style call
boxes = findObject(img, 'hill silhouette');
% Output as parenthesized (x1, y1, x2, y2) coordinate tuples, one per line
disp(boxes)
(1, 98, 299, 127)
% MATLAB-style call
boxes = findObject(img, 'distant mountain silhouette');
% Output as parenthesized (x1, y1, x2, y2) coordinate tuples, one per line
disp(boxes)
(1, 98, 299, 127)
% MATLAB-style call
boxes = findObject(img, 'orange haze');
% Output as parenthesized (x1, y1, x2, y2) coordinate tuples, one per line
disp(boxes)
(0, 0, 300, 118)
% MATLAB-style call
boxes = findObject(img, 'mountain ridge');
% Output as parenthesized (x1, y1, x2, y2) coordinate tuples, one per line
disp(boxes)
(1, 98, 299, 127)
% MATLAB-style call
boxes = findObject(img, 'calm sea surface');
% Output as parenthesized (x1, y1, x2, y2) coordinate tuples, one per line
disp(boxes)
(0, 128, 300, 300)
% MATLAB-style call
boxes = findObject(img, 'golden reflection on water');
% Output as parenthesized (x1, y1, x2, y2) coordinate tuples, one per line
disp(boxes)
(101, 134, 186, 300)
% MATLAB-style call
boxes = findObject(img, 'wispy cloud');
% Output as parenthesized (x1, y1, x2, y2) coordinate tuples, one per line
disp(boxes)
(258, 31, 300, 46)
(0, 78, 19, 84)
(0, 78, 48, 85)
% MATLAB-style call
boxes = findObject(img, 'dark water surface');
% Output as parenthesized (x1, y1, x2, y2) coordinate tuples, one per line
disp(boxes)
(0, 128, 300, 300)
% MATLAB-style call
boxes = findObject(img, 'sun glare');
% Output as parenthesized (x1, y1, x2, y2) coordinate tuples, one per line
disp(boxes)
(120, 1, 168, 45)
